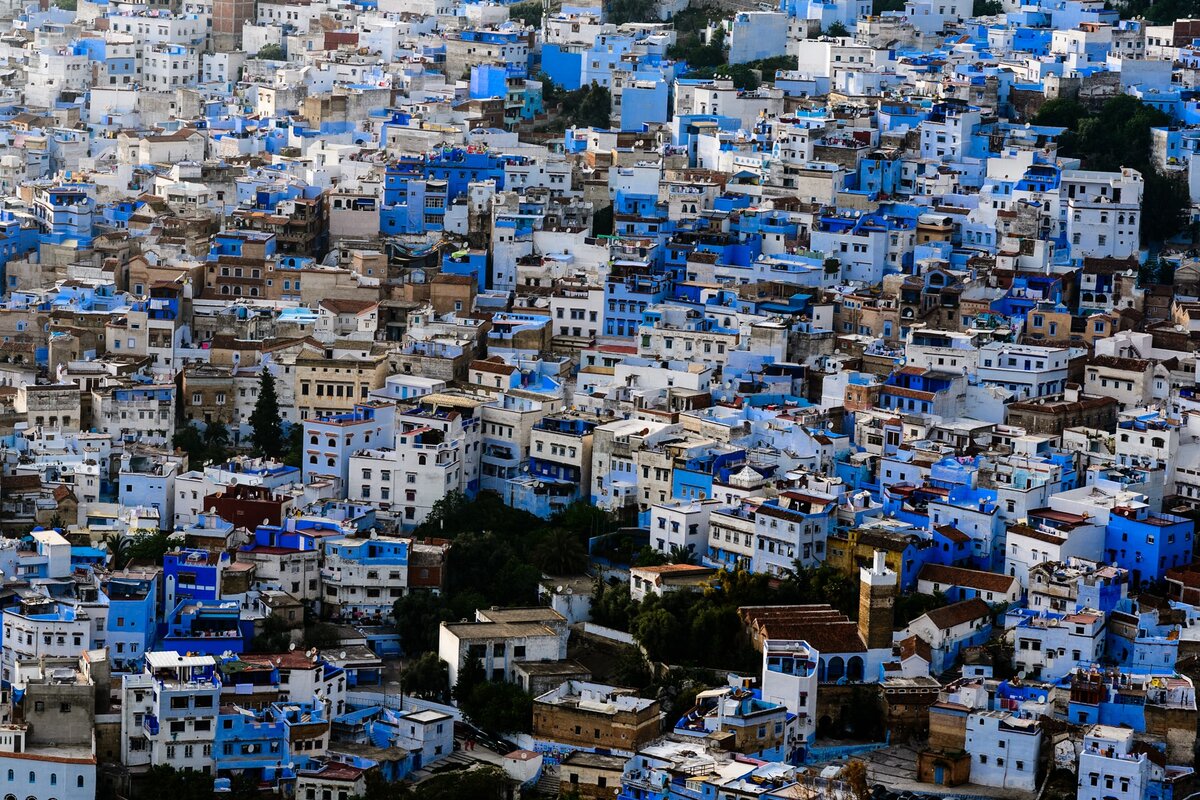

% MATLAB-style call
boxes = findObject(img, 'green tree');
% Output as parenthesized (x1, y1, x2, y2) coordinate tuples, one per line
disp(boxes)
(172, 422, 206, 470)
(401, 652, 451, 702)
(249, 368, 285, 459)
(1142, 170, 1190, 244)
(633, 545, 670, 567)
(537, 71, 563, 110)
(631, 605, 682, 661)
(102, 532, 131, 570)
(249, 614, 294, 653)
(532, 527, 589, 574)
(226, 773, 261, 800)
(459, 680, 534, 733)
(591, 579, 637, 630)
(411, 766, 511, 800)
(304, 622, 341, 650)
(839, 760, 871, 800)
(138, 765, 215, 800)
(203, 421, 231, 466)
(125, 531, 174, 567)
(577, 82, 613, 129)
(894, 590, 949, 627)
(972, 0, 1003, 13)
(393, 590, 451, 655)
(1032, 97, 1089, 129)
(668, 22, 726, 70)
(613, 646, 652, 688)
(283, 423, 303, 468)
(509, 0, 543, 27)
(357, 770, 413, 800)
(607, 0, 658, 24)
(256, 43, 285, 60)
(1034, 94, 1188, 244)
(825, 21, 849, 36)
(552, 501, 617, 538)
(453, 656, 487, 706)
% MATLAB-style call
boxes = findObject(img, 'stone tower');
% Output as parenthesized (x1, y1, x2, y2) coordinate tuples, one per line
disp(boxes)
(858, 549, 897, 651)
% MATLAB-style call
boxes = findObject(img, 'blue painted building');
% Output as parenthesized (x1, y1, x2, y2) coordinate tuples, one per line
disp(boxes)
(163, 548, 230, 613)
(161, 599, 249, 656)
(103, 572, 158, 672)
(1105, 505, 1193, 588)
(214, 704, 295, 790)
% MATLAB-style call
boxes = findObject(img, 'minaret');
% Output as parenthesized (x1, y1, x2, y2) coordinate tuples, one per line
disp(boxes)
(858, 549, 897, 651)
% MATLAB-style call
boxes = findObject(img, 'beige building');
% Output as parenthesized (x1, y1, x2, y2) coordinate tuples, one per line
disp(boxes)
(294, 342, 390, 420)
(532, 681, 663, 751)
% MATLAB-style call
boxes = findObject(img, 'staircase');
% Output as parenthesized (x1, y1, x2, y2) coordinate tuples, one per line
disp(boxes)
(534, 767, 561, 797)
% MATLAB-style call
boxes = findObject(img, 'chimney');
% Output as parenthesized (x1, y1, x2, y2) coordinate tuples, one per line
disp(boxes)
(858, 549, 897, 651)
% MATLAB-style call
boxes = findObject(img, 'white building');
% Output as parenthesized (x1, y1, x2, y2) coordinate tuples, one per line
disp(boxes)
(320, 535, 411, 620)
(751, 492, 835, 576)
(647, 500, 717, 558)
(1078, 725, 1159, 800)
(0, 726, 95, 800)
(964, 710, 1042, 791)
(1, 598, 95, 684)
(438, 607, 568, 688)
(1011, 609, 1105, 681)
(1004, 515, 1106, 588)
(976, 342, 1074, 399)
(548, 281, 604, 341)
(1063, 168, 1143, 263)
(142, 43, 199, 91)
(128, 652, 220, 773)
(760, 638, 819, 745)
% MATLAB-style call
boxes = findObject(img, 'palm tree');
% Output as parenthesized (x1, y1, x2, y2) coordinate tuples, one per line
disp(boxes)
(533, 527, 588, 575)
(102, 532, 130, 570)
(667, 545, 698, 565)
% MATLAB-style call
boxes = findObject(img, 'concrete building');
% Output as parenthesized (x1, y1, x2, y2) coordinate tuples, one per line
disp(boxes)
(532, 681, 662, 751)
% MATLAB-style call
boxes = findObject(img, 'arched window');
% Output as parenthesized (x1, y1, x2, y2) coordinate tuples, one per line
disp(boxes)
(310, 435, 318, 444)
(50, 775, 56, 786)
(847, 655, 864, 682)
(418, 454, 427, 466)
(826, 656, 845, 683)
(309, 455, 317, 464)
(77, 777, 85, 788)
